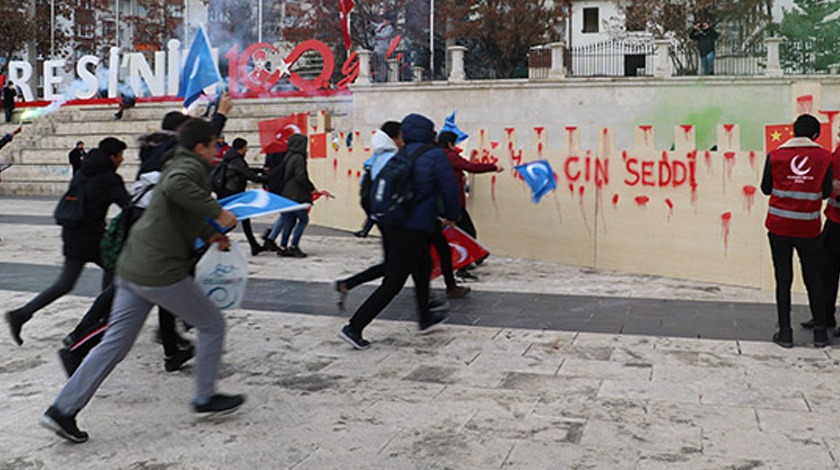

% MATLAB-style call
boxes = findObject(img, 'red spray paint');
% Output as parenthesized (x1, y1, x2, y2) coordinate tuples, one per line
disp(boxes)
(332, 158, 338, 174)
(704, 151, 712, 170)
(490, 175, 497, 203)
(578, 185, 586, 203)
(680, 124, 694, 141)
(721, 212, 733, 255)
(566, 126, 577, 154)
(665, 198, 674, 220)
(356, 170, 361, 179)
(611, 194, 620, 207)
(639, 125, 653, 146)
(748, 151, 757, 170)
(346, 169, 353, 177)
(723, 124, 735, 148)
(743, 185, 757, 213)
(723, 152, 736, 179)
(634, 195, 650, 208)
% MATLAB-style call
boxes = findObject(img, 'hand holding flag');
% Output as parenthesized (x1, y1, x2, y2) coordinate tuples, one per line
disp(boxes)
(515, 160, 557, 203)
(439, 110, 469, 143)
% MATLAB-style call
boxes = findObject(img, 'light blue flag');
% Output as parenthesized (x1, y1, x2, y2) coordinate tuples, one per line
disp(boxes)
(219, 190, 311, 220)
(514, 160, 557, 203)
(439, 110, 469, 143)
(177, 27, 221, 108)
(196, 190, 310, 249)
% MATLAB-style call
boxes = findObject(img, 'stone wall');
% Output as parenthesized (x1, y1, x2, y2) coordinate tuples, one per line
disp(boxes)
(2, 76, 839, 290)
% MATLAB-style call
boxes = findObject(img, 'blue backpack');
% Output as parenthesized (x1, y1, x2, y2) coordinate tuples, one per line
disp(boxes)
(369, 144, 435, 226)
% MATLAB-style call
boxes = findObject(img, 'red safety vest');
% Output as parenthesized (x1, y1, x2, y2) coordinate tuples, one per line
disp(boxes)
(825, 146, 840, 223)
(765, 139, 831, 238)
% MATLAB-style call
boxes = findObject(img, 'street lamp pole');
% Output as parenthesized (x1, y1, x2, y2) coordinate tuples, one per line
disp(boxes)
(258, 0, 263, 43)
(430, 0, 434, 80)
(50, 0, 55, 58)
(115, 0, 120, 49)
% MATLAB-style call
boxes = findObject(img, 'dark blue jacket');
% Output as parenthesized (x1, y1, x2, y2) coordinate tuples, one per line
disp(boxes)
(400, 114, 460, 233)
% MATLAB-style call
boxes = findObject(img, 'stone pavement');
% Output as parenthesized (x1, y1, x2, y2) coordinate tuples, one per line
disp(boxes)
(2, 196, 840, 469)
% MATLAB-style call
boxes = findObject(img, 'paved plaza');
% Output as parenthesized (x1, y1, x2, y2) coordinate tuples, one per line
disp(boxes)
(2, 197, 840, 469)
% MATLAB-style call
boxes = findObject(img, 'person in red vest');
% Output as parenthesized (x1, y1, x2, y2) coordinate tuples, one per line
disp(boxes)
(806, 126, 840, 335)
(761, 114, 833, 348)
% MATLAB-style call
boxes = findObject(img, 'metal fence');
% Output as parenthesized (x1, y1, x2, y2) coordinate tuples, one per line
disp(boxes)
(781, 37, 838, 75)
(567, 40, 655, 77)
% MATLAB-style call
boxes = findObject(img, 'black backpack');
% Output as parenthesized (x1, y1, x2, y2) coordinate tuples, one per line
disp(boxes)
(359, 169, 372, 215)
(369, 144, 435, 226)
(266, 156, 288, 195)
(53, 175, 87, 227)
(209, 160, 228, 195)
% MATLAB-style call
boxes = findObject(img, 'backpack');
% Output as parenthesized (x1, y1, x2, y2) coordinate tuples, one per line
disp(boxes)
(209, 160, 229, 195)
(359, 170, 372, 215)
(100, 185, 154, 271)
(369, 144, 435, 226)
(266, 156, 288, 195)
(53, 175, 87, 227)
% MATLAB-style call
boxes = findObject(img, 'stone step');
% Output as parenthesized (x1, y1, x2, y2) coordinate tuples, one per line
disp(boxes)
(2, 163, 138, 182)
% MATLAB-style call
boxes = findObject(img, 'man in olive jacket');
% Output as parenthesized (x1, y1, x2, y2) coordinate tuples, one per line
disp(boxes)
(40, 119, 244, 444)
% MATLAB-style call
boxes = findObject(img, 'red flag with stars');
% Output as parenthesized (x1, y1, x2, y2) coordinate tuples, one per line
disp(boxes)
(339, 0, 355, 51)
(765, 123, 833, 153)
(258, 114, 308, 154)
(430, 227, 490, 280)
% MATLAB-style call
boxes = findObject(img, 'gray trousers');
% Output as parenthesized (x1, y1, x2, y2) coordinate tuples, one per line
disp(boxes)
(53, 276, 226, 415)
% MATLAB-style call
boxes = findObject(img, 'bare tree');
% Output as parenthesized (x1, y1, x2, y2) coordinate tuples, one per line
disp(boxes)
(0, 4, 33, 73)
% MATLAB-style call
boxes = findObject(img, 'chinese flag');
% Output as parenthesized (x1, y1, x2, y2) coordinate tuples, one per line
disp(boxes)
(309, 133, 328, 159)
(765, 122, 833, 153)
(430, 227, 491, 280)
(258, 114, 308, 154)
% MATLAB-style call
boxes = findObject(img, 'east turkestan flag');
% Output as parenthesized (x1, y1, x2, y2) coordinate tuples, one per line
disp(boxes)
(178, 26, 221, 108)
(439, 110, 469, 144)
(515, 160, 557, 203)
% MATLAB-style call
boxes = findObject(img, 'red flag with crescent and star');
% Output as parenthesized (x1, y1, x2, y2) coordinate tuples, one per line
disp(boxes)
(258, 114, 309, 154)
(765, 122, 833, 153)
(430, 227, 490, 280)
(339, 0, 355, 51)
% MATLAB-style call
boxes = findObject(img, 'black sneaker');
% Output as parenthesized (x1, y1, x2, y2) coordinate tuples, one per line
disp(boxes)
(334, 281, 349, 311)
(814, 328, 829, 348)
(250, 245, 265, 257)
(193, 393, 245, 415)
(263, 239, 281, 252)
(456, 270, 479, 282)
(165, 345, 195, 372)
(339, 325, 370, 350)
(58, 347, 84, 377)
(288, 246, 308, 258)
(429, 297, 450, 312)
(419, 312, 448, 335)
(801, 318, 837, 329)
(40, 406, 88, 443)
(772, 330, 793, 349)
(6, 310, 26, 346)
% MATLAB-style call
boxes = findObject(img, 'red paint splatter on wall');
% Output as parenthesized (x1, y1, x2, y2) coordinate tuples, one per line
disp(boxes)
(346, 169, 352, 177)
(680, 125, 694, 140)
(568, 183, 575, 197)
(612, 194, 620, 207)
(332, 158, 338, 173)
(535, 127, 545, 137)
(704, 151, 712, 170)
(490, 175, 497, 203)
(723, 152, 736, 179)
(622, 150, 629, 161)
(578, 185, 586, 202)
(687, 150, 697, 160)
(723, 124, 735, 148)
(796, 95, 814, 115)
(490, 141, 500, 150)
(537, 142, 544, 158)
(602, 128, 609, 136)
(749, 151, 757, 170)
(634, 196, 650, 208)
(721, 212, 733, 255)
(743, 185, 757, 213)
(566, 126, 577, 154)
(665, 198, 674, 220)
(356, 170, 362, 179)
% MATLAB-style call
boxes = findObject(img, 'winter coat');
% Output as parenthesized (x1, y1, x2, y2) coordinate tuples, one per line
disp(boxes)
(220, 148, 264, 198)
(444, 147, 497, 208)
(281, 134, 316, 203)
(399, 114, 460, 233)
(61, 148, 131, 262)
(690, 27, 718, 55)
(117, 146, 222, 287)
(136, 113, 227, 177)
(68, 148, 85, 173)
(2, 85, 16, 108)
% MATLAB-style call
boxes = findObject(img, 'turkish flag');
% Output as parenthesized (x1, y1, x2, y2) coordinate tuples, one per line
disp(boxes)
(765, 122, 833, 153)
(430, 227, 491, 280)
(258, 114, 308, 154)
(339, 0, 355, 51)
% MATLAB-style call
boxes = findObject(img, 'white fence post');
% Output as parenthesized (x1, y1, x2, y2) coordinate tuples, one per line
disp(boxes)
(448, 45, 467, 82)
(549, 42, 567, 79)
(654, 40, 672, 78)
(764, 37, 784, 77)
(356, 50, 372, 86)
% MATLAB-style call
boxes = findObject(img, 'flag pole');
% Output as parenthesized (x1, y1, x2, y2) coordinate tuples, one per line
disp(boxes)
(430, 0, 434, 80)
(258, 0, 263, 43)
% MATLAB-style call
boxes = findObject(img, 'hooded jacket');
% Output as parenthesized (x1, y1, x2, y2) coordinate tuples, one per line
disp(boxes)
(117, 146, 222, 287)
(62, 148, 131, 261)
(444, 146, 497, 208)
(220, 147, 264, 198)
(365, 129, 400, 178)
(399, 114, 460, 233)
(281, 134, 316, 203)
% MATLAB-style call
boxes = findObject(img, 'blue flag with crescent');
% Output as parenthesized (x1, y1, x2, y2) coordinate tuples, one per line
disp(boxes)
(177, 27, 221, 108)
(197, 190, 310, 249)
(514, 160, 557, 203)
(439, 110, 469, 143)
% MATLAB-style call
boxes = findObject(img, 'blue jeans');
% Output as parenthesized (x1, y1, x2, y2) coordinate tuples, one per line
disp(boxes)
(269, 209, 309, 248)
(700, 52, 715, 75)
